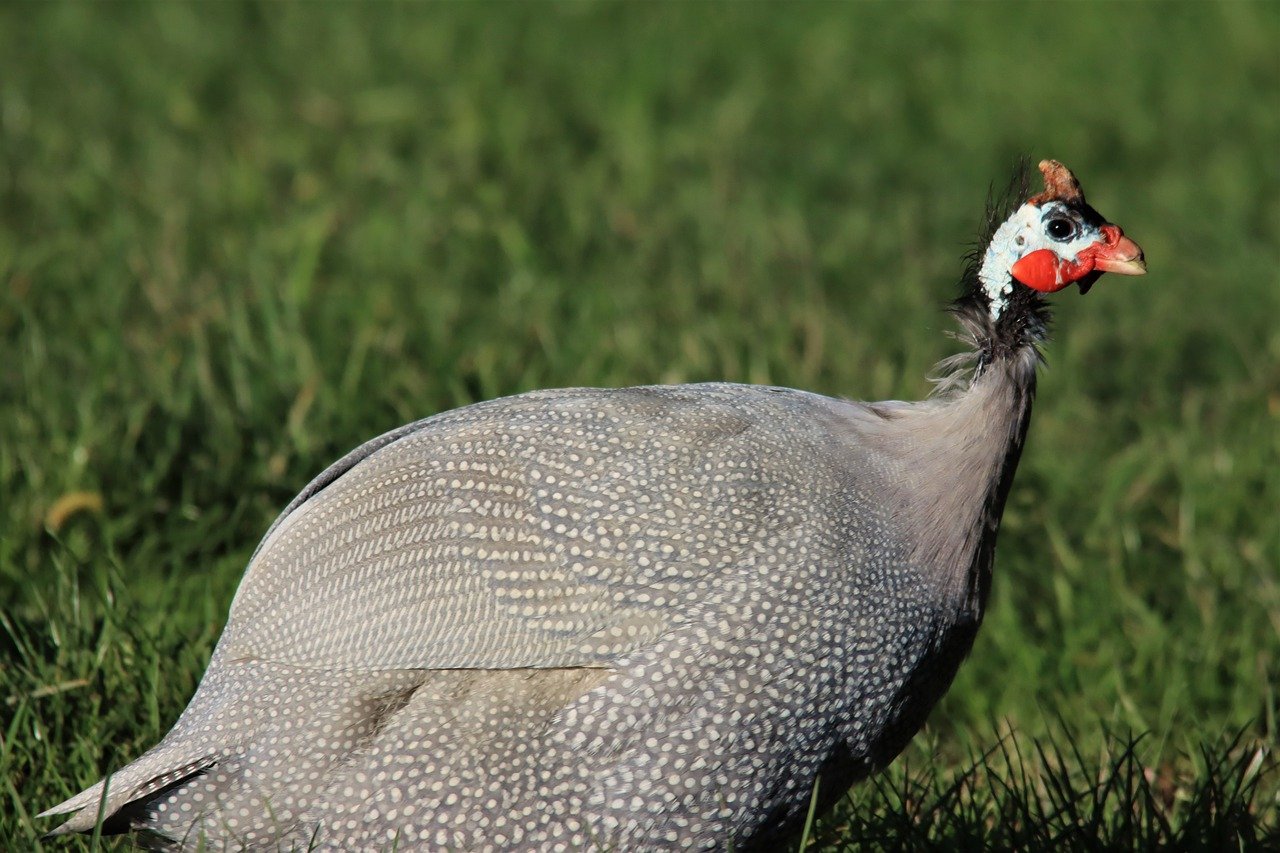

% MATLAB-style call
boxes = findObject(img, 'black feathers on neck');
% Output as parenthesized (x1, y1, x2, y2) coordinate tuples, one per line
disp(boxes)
(949, 159, 1052, 370)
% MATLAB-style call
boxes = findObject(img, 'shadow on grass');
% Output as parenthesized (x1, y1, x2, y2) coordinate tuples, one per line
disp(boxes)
(809, 727, 1277, 852)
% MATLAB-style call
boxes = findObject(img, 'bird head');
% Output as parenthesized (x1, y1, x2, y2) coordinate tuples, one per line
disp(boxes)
(979, 160, 1145, 317)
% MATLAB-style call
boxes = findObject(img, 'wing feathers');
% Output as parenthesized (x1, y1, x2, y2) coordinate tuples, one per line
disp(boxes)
(220, 385, 863, 673)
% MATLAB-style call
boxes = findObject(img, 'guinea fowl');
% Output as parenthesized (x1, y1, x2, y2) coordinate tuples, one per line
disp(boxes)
(42, 159, 1144, 850)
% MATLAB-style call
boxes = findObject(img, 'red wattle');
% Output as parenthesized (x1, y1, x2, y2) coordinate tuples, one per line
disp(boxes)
(1010, 249, 1067, 292)
(1012, 248, 1100, 292)
(1058, 254, 1097, 282)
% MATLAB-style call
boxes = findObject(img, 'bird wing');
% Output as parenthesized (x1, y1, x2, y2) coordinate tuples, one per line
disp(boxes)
(218, 384, 865, 672)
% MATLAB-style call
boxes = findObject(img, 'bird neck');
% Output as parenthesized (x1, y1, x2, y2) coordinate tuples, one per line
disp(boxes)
(899, 297, 1043, 623)
(952, 353, 1037, 621)
(951, 282, 1051, 380)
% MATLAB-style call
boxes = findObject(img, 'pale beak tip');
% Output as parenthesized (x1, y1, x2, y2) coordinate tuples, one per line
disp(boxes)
(1094, 234, 1146, 277)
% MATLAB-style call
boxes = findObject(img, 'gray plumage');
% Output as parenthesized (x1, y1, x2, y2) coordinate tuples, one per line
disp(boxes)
(40, 160, 1144, 850)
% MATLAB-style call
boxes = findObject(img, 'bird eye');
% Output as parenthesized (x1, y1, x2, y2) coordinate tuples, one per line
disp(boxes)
(1046, 218, 1075, 241)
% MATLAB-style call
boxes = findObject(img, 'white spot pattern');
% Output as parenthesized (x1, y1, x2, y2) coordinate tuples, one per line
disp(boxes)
(54, 384, 989, 850)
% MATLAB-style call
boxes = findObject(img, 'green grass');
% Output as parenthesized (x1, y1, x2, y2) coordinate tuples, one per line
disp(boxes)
(2, 1, 1277, 849)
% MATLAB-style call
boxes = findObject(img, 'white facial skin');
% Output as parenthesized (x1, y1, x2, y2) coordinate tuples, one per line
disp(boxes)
(979, 200, 1103, 319)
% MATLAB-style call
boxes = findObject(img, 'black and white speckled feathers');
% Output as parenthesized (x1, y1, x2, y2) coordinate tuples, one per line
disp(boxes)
(39, 160, 1143, 852)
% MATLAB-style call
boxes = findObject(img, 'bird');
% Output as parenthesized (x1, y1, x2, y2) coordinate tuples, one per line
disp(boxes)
(41, 159, 1145, 851)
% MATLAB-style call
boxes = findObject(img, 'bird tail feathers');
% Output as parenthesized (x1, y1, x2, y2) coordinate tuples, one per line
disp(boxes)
(38, 747, 216, 836)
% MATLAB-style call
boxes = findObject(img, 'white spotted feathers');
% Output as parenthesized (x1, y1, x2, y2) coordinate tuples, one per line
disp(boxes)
(40, 160, 1144, 851)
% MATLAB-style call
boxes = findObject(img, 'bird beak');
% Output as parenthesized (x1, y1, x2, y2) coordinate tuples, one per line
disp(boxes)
(1091, 225, 1146, 276)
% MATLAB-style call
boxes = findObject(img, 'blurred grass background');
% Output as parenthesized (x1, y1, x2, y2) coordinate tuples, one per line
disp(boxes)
(1, 1, 1277, 848)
